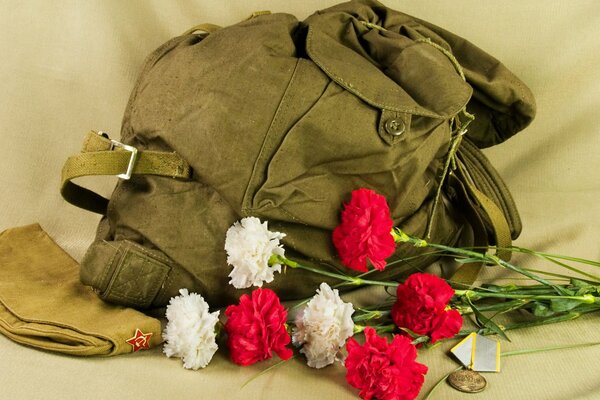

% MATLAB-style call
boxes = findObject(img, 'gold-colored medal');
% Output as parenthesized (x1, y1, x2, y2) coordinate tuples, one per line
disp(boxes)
(448, 369, 487, 393)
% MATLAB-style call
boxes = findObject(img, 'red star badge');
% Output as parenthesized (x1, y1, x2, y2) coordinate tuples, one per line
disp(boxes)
(126, 328, 153, 352)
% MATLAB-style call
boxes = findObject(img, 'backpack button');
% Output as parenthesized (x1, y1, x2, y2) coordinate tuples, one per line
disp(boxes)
(384, 118, 406, 136)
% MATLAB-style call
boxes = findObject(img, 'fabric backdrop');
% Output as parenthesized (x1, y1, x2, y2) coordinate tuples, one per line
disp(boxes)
(1, 1, 599, 399)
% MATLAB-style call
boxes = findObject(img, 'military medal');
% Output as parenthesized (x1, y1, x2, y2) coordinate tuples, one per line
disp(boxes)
(448, 369, 487, 393)
(447, 333, 501, 393)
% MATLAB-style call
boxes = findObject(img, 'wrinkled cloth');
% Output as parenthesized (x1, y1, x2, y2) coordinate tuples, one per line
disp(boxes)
(0, 224, 161, 356)
(0, 1, 599, 399)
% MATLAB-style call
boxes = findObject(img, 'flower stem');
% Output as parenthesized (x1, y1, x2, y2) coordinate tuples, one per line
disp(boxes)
(454, 290, 598, 304)
(423, 366, 464, 400)
(240, 354, 298, 389)
(509, 246, 600, 268)
(454, 299, 530, 315)
(502, 341, 600, 357)
(393, 228, 570, 295)
(271, 255, 399, 288)
(353, 323, 396, 335)
(425, 341, 600, 399)
(352, 309, 391, 322)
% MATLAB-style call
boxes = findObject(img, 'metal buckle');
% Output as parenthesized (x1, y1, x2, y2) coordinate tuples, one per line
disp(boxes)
(110, 139, 138, 180)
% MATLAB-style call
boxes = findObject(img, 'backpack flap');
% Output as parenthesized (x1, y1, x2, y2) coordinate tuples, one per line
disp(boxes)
(304, 6, 472, 120)
(306, 0, 536, 148)
(303, 0, 530, 249)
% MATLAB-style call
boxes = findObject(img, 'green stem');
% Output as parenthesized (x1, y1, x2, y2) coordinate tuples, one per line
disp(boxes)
(510, 246, 600, 268)
(240, 354, 298, 389)
(385, 250, 446, 267)
(460, 246, 600, 280)
(454, 290, 597, 304)
(485, 312, 582, 333)
(290, 298, 310, 311)
(353, 323, 396, 335)
(454, 299, 530, 315)
(423, 366, 463, 400)
(394, 229, 570, 295)
(352, 309, 391, 322)
(502, 341, 600, 357)
(272, 255, 399, 288)
(374, 324, 396, 334)
(522, 267, 598, 283)
(540, 255, 600, 280)
(426, 341, 600, 399)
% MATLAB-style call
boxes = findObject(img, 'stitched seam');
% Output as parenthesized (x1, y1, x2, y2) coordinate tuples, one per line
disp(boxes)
(105, 250, 170, 305)
(93, 241, 121, 292)
(125, 240, 172, 264)
(306, 26, 450, 119)
(241, 58, 301, 214)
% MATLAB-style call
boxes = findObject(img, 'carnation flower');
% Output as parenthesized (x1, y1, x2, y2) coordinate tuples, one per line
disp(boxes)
(345, 327, 428, 400)
(292, 282, 355, 368)
(224, 217, 286, 289)
(163, 289, 220, 370)
(332, 188, 396, 272)
(392, 273, 463, 343)
(224, 288, 293, 366)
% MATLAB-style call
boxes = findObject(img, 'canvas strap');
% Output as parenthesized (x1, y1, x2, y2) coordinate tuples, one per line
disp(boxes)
(448, 139, 518, 287)
(61, 131, 192, 214)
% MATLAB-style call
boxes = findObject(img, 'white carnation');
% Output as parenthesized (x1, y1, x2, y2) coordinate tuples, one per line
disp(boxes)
(163, 289, 220, 370)
(224, 216, 286, 289)
(292, 282, 355, 369)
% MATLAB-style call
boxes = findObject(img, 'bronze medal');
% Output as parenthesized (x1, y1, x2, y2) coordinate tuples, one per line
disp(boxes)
(448, 369, 487, 393)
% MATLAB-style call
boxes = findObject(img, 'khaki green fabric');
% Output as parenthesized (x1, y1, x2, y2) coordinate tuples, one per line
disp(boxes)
(1, 1, 599, 400)
(0, 224, 162, 356)
(61, 131, 192, 214)
(70, 0, 534, 309)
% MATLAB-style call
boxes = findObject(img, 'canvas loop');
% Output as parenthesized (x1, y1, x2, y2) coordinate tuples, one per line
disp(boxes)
(60, 131, 192, 214)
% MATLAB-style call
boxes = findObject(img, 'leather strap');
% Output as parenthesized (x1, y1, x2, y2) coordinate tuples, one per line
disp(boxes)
(61, 131, 191, 215)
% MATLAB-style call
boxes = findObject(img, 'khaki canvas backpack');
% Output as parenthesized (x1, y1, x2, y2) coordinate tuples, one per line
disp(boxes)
(61, 0, 535, 309)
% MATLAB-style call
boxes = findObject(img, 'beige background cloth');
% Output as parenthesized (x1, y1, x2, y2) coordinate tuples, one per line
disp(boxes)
(1, 1, 599, 399)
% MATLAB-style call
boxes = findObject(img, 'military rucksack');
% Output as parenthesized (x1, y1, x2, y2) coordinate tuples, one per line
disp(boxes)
(61, 0, 535, 309)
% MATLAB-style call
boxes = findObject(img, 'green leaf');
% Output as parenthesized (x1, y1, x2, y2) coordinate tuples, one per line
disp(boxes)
(399, 327, 422, 339)
(571, 278, 593, 288)
(467, 298, 510, 341)
(484, 284, 519, 293)
(454, 257, 483, 264)
(531, 302, 556, 317)
(550, 298, 587, 312)
(411, 335, 430, 346)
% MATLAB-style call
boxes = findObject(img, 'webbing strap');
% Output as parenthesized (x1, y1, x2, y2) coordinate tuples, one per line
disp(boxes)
(61, 131, 192, 215)
(448, 159, 513, 287)
(181, 23, 222, 36)
(458, 138, 522, 238)
(457, 163, 512, 260)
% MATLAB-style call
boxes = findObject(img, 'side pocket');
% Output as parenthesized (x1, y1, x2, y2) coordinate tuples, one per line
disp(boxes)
(81, 240, 173, 309)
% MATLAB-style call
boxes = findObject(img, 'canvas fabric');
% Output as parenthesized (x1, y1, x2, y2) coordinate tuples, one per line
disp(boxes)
(0, 224, 162, 356)
(62, 0, 535, 308)
(1, 1, 599, 399)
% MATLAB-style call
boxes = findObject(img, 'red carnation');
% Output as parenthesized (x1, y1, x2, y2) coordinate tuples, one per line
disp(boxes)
(224, 288, 293, 366)
(392, 273, 462, 343)
(345, 327, 428, 400)
(332, 188, 396, 272)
